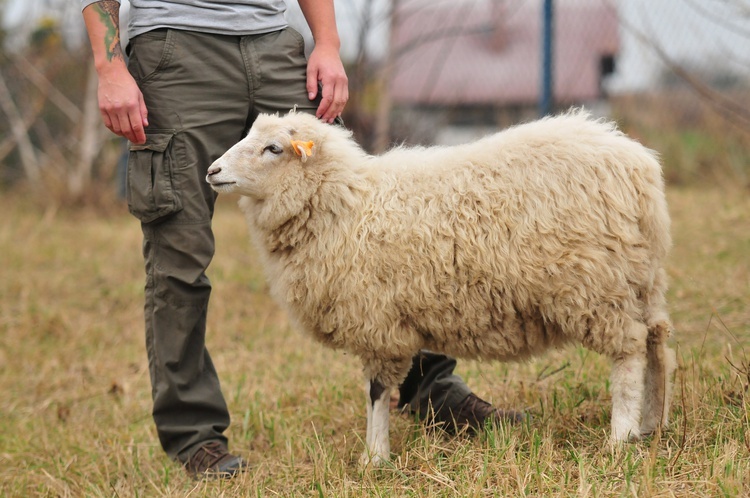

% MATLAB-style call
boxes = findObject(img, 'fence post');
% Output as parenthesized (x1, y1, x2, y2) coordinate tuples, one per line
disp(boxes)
(540, 0, 554, 116)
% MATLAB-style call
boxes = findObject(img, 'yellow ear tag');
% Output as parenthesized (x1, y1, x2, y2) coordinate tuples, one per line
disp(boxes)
(291, 140, 315, 162)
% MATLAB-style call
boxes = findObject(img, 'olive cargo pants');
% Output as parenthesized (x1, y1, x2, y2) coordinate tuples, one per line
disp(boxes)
(125, 28, 471, 462)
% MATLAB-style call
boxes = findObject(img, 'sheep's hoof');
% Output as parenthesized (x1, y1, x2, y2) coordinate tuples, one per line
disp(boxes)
(609, 430, 641, 448)
(640, 418, 668, 437)
(359, 451, 389, 468)
(639, 422, 668, 438)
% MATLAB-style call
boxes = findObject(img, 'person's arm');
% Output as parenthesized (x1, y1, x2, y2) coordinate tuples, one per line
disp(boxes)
(82, 1, 148, 143)
(297, 0, 349, 123)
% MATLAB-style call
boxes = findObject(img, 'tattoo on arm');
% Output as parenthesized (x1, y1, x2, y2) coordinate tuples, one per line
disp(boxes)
(95, 1, 124, 62)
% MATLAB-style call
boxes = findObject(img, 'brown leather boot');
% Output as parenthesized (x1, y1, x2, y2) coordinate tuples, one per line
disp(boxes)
(184, 441, 248, 479)
(437, 393, 526, 434)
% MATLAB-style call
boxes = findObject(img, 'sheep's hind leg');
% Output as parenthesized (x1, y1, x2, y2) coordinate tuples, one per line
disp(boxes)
(640, 322, 677, 435)
(360, 378, 391, 467)
(609, 321, 648, 444)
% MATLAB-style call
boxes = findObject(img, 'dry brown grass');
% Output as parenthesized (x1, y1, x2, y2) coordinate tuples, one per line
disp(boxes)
(1, 186, 748, 497)
(612, 92, 750, 190)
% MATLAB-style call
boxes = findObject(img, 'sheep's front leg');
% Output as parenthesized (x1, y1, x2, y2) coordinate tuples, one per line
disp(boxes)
(360, 378, 391, 467)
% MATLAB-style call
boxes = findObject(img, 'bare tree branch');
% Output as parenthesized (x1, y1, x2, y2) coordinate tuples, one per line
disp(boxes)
(71, 62, 105, 197)
(615, 0, 750, 131)
(14, 55, 82, 122)
(683, 0, 750, 39)
(373, 0, 397, 153)
(0, 109, 38, 163)
(0, 69, 41, 184)
(415, 1, 484, 103)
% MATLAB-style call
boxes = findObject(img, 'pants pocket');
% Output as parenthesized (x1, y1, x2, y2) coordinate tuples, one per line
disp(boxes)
(127, 29, 174, 86)
(127, 132, 183, 223)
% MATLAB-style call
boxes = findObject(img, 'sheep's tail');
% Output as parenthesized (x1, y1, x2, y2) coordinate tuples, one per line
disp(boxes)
(641, 315, 677, 434)
(632, 141, 676, 434)
(630, 137, 672, 330)
(641, 250, 676, 433)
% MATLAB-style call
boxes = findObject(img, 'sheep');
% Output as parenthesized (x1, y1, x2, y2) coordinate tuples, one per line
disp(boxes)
(206, 109, 676, 466)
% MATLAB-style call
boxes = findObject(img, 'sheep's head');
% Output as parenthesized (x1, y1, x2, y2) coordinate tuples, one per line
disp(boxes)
(206, 112, 340, 228)
(206, 112, 327, 199)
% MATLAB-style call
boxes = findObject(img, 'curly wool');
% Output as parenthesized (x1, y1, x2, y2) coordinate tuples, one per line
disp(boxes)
(207, 109, 675, 449)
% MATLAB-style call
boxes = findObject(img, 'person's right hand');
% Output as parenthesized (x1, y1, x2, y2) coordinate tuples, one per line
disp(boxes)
(96, 65, 148, 144)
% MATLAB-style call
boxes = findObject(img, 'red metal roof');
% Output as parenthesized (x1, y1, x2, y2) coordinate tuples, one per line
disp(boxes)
(389, 0, 619, 106)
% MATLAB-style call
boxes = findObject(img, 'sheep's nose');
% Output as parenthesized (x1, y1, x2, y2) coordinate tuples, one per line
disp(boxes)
(206, 165, 221, 177)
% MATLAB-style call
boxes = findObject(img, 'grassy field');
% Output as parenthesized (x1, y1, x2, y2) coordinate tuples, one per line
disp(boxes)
(0, 185, 748, 497)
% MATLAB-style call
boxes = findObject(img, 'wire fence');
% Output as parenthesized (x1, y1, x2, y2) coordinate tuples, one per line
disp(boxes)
(1, 0, 748, 198)
(317, 0, 750, 185)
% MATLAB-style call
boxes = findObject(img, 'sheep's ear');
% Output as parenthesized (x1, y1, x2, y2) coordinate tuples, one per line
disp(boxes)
(291, 140, 315, 163)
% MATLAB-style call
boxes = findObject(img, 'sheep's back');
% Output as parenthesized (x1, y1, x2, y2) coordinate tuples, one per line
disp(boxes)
(266, 112, 670, 361)
(335, 114, 669, 359)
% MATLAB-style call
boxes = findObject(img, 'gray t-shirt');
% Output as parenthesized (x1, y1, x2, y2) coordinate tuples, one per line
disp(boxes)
(81, 0, 288, 39)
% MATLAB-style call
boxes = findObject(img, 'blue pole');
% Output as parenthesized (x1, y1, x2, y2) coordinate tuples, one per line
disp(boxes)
(540, 0, 554, 116)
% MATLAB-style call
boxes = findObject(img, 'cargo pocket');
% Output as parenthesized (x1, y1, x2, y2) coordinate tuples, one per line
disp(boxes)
(127, 132, 183, 223)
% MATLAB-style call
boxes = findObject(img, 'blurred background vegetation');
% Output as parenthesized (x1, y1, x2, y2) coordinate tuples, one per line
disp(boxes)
(0, 0, 748, 207)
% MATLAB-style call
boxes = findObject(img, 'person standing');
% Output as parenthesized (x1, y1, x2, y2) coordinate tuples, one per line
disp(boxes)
(81, 0, 520, 479)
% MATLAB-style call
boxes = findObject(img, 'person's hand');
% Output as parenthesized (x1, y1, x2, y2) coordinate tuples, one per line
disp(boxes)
(306, 44, 348, 123)
(96, 65, 149, 144)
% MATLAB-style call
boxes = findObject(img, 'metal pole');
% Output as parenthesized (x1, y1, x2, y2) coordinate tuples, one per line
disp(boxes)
(540, 0, 554, 116)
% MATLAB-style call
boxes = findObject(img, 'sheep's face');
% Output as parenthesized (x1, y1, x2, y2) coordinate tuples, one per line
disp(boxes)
(206, 112, 338, 230)
(206, 113, 321, 200)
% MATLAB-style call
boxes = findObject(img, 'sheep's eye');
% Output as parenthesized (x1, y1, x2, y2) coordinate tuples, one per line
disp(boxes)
(263, 144, 283, 155)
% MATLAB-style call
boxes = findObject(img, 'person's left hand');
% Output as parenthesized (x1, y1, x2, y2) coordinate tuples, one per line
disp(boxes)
(306, 44, 349, 123)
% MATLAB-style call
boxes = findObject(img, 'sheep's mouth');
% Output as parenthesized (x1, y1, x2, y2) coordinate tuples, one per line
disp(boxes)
(207, 180, 237, 192)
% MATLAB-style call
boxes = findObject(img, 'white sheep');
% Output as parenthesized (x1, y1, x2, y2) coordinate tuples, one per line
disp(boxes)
(206, 109, 676, 466)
